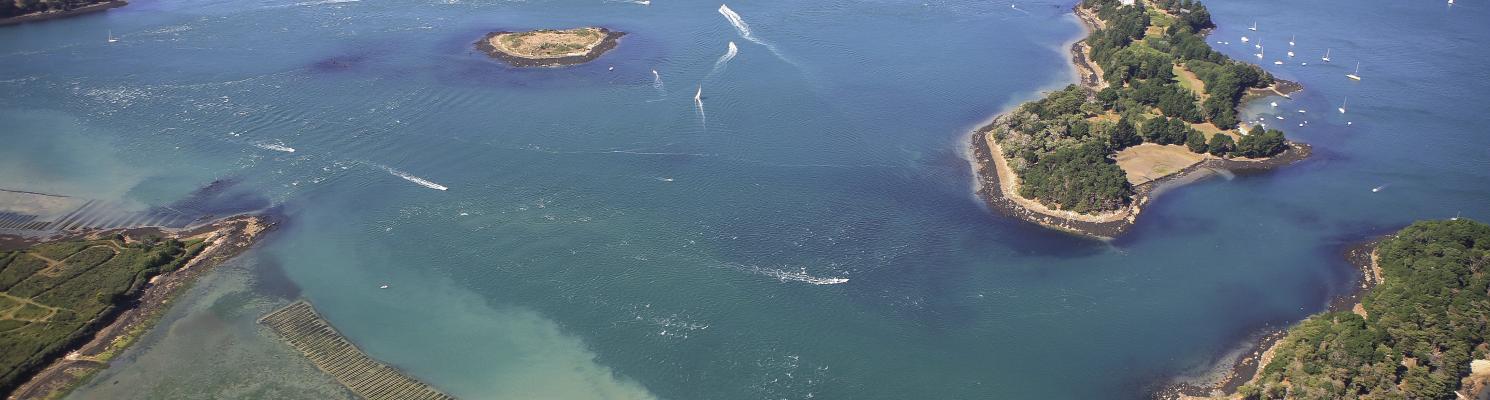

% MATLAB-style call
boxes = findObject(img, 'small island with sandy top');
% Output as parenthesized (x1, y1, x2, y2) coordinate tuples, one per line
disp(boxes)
(476, 27, 625, 67)
(969, 0, 1309, 239)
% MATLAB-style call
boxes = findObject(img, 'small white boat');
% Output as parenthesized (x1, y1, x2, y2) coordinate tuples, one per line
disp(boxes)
(1287, 51, 1295, 58)
(1298, 109, 1306, 113)
(1273, 60, 1283, 65)
(1288, 35, 1295, 47)
(1249, 21, 1258, 31)
(1338, 97, 1348, 114)
(1241, 36, 1250, 43)
(1254, 46, 1264, 59)
(1270, 101, 1278, 107)
(379, 284, 390, 289)
(694, 86, 702, 102)
(608, 66, 615, 71)
(107, 30, 118, 43)
(1346, 62, 1362, 80)
(1322, 48, 1332, 62)
(1276, 116, 1284, 120)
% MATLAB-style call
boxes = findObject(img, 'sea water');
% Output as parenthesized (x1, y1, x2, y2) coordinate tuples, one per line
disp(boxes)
(2, 0, 1487, 398)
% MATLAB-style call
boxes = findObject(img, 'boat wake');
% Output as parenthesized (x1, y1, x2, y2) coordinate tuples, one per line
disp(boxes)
(717, 4, 795, 67)
(710, 41, 739, 76)
(734, 264, 849, 285)
(651, 69, 665, 96)
(290, 0, 359, 6)
(373, 164, 448, 191)
(253, 142, 296, 153)
(694, 86, 706, 126)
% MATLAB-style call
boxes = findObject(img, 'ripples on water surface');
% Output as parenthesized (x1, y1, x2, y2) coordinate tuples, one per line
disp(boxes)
(1, 0, 1488, 398)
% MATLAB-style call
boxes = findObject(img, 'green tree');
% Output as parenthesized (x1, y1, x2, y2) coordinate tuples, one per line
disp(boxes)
(1206, 133, 1234, 156)
(1185, 130, 1208, 153)
(1109, 117, 1141, 150)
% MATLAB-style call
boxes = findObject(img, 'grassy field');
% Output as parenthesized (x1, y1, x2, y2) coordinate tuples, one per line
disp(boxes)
(0, 236, 206, 395)
(493, 27, 605, 59)
(1114, 143, 1206, 185)
(1173, 64, 1208, 100)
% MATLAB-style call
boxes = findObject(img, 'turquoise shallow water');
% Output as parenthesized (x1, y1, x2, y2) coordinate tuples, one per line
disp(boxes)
(2, 0, 1489, 398)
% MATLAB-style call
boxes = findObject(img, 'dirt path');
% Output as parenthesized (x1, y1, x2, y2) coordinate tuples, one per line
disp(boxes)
(0, 292, 66, 324)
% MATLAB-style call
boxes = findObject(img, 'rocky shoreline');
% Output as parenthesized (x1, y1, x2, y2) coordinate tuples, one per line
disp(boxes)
(0, 1, 127, 27)
(3, 214, 275, 399)
(1156, 236, 1386, 400)
(970, 121, 1134, 239)
(475, 27, 625, 68)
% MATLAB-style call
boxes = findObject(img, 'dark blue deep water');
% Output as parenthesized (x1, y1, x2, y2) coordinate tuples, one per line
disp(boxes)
(2, 0, 1487, 398)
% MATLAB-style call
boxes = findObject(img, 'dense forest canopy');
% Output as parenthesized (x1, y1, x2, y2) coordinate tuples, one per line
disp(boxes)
(0, 0, 112, 19)
(990, 0, 1291, 213)
(1242, 219, 1490, 400)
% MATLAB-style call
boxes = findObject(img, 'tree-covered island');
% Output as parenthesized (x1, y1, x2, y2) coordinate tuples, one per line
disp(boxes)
(970, 0, 1309, 238)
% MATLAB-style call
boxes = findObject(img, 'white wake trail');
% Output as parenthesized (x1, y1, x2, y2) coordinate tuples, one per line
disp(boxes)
(374, 164, 448, 191)
(736, 264, 849, 285)
(710, 41, 739, 76)
(717, 4, 795, 66)
(694, 85, 705, 126)
(253, 142, 296, 153)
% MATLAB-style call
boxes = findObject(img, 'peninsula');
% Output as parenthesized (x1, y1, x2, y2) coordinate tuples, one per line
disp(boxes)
(970, 0, 1308, 239)
(0, 215, 271, 399)
(476, 27, 625, 67)
(0, 0, 127, 26)
(1169, 219, 1490, 400)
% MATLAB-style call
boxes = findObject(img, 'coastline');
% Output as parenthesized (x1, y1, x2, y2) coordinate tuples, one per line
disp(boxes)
(1157, 237, 1386, 400)
(3, 214, 275, 399)
(971, 119, 1135, 239)
(966, 4, 1308, 240)
(474, 28, 625, 68)
(0, 1, 127, 27)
